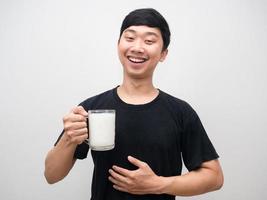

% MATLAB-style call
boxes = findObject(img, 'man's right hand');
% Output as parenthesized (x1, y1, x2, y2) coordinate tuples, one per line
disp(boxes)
(63, 106, 88, 145)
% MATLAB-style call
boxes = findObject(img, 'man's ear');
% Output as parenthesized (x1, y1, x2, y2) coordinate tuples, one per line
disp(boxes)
(160, 49, 168, 62)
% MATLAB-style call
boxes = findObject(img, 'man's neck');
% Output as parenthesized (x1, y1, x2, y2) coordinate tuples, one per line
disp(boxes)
(117, 78, 159, 105)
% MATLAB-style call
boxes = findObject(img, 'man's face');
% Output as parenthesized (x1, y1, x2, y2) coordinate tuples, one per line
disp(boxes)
(118, 25, 168, 79)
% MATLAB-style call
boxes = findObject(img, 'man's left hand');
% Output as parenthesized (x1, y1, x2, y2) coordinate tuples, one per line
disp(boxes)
(108, 156, 163, 195)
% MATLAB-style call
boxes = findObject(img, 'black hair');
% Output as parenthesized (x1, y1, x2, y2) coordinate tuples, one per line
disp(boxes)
(119, 8, 171, 51)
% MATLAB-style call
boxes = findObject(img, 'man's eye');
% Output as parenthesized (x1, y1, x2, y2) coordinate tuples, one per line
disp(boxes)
(125, 37, 134, 41)
(145, 40, 154, 44)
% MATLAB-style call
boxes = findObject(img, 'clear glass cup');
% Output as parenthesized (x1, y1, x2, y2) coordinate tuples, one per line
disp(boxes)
(87, 109, 115, 151)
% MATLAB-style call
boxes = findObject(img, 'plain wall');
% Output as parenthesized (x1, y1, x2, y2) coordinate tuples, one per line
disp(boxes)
(0, 0, 266, 199)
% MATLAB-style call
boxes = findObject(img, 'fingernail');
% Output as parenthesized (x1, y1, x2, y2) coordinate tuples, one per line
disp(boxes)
(113, 166, 119, 170)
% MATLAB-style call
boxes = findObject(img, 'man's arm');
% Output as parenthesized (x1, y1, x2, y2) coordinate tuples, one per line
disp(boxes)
(44, 106, 88, 184)
(108, 156, 223, 196)
(44, 135, 77, 184)
(160, 159, 224, 196)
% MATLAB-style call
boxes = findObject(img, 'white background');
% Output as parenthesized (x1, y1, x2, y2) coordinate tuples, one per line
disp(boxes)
(0, 0, 266, 199)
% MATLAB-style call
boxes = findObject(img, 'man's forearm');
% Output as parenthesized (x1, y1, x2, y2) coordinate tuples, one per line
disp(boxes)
(44, 134, 77, 184)
(158, 160, 224, 196)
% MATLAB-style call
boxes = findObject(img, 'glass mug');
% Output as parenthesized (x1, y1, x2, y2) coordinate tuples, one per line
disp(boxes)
(85, 110, 116, 151)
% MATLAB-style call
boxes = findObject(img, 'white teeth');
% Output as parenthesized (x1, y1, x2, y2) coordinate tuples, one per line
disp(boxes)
(128, 57, 146, 63)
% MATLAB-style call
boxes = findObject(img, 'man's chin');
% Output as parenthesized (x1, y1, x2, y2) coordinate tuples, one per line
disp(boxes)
(124, 69, 152, 80)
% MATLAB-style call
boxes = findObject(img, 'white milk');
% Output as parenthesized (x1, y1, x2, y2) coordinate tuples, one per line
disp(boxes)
(88, 110, 115, 151)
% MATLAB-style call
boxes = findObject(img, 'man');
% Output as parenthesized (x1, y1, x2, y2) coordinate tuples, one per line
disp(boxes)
(44, 8, 224, 200)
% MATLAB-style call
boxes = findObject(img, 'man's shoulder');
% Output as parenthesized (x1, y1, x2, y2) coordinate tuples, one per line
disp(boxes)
(79, 87, 116, 109)
(160, 90, 189, 107)
(159, 90, 195, 116)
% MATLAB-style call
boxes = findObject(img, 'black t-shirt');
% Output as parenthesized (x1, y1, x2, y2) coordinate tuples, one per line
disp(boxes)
(56, 87, 219, 200)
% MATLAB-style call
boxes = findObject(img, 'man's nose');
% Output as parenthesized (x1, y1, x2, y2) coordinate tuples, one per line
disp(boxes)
(130, 40, 145, 53)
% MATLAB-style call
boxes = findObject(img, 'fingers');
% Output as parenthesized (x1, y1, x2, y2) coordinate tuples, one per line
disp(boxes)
(67, 133, 88, 145)
(108, 157, 157, 195)
(64, 107, 88, 123)
(111, 165, 132, 177)
(72, 106, 88, 117)
(112, 185, 128, 193)
(127, 156, 147, 168)
(63, 116, 87, 132)
(108, 169, 128, 187)
(67, 114, 87, 123)
(64, 121, 87, 130)
(109, 156, 147, 180)
(63, 106, 89, 145)
(65, 127, 88, 137)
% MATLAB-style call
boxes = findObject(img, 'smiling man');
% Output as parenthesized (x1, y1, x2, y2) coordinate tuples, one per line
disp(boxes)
(44, 8, 224, 200)
(118, 25, 167, 81)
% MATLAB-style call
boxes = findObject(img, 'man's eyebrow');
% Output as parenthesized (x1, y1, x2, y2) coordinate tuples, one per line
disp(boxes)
(145, 32, 159, 37)
(124, 29, 136, 34)
(124, 29, 159, 37)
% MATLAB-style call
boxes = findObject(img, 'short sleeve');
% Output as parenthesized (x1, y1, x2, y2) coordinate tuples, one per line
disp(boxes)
(54, 130, 89, 160)
(181, 109, 219, 171)
(73, 142, 89, 159)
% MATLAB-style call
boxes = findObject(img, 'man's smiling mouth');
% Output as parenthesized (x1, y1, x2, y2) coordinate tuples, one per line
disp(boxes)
(127, 56, 148, 64)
